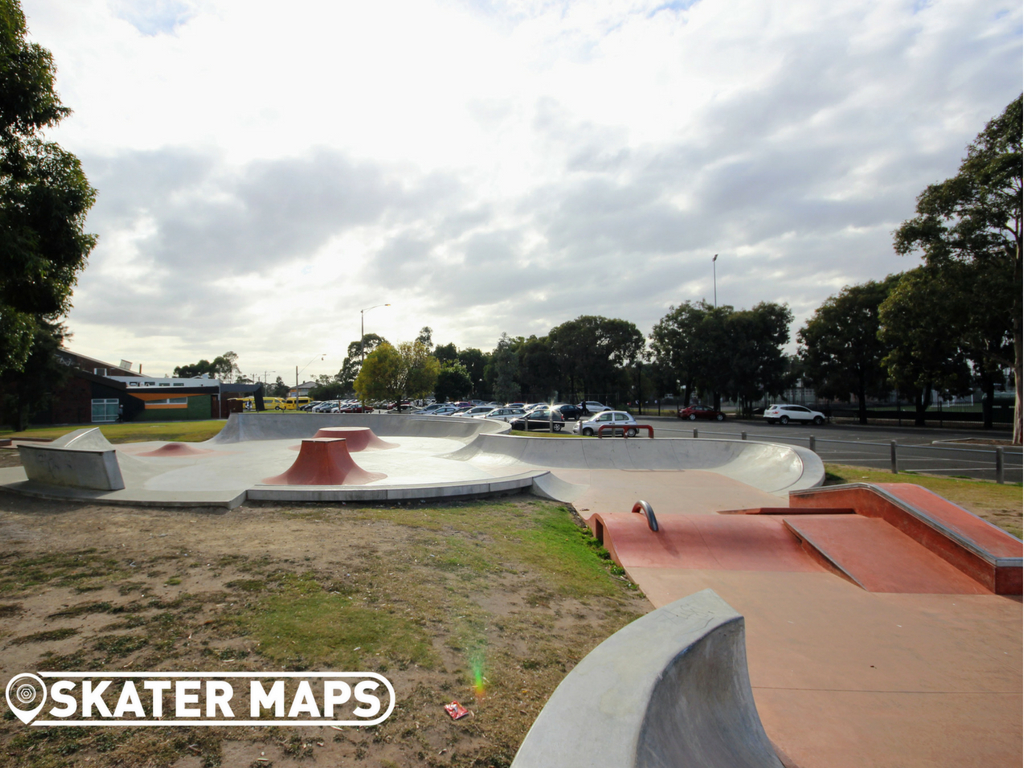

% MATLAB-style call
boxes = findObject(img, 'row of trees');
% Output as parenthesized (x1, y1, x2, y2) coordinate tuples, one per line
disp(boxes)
(799, 96, 1021, 442)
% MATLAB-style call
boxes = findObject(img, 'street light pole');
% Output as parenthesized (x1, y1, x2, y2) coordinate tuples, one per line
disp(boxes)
(360, 303, 391, 364)
(296, 354, 326, 387)
(712, 253, 718, 308)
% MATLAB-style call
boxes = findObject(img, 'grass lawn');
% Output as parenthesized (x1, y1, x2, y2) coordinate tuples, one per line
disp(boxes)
(0, 420, 226, 444)
(824, 463, 1022, 539)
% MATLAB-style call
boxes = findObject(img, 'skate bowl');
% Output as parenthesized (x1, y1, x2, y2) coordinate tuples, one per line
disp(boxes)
(5, 414, 823, 508)
(445, 433, 823, 495)
(511, 588, 784, 768)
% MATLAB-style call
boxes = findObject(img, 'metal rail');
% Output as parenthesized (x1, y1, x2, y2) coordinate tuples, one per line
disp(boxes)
(632, 500, 658, 532)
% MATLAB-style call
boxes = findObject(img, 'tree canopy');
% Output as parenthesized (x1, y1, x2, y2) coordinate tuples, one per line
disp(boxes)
(0, 0, 96, 374)
(354, 341, 439, 404)
(893, 95, 1022, 442)
(173, 351, 240, 381)
(798, 276, 901, 423)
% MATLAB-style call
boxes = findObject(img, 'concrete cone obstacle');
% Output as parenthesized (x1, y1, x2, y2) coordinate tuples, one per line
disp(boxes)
(311, 427, 397, 451)
(263, 438, 387, 486)
(136, 442, 218, 457)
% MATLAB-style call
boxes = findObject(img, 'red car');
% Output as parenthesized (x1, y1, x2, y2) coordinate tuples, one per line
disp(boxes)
(677, 404, 725, 421)
(339, 403, 373, 413)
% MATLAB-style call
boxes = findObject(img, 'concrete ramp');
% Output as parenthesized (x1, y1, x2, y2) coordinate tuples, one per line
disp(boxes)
(511, 589, 784, 768)
(209, 412, 508, 444)
(447, 434, 824, 496)
(51, 428, 116, 451)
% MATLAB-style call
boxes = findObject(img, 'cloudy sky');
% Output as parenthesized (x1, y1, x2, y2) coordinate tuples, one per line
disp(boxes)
(22, 0, 1023, 382)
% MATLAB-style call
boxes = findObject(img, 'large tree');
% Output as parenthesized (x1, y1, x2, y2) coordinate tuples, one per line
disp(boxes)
(548, 316, 644, 402)
(724, 302, 794, 415)
(893, 95, 1022, 443)
(798, 276, 901, 424)
(879, 267, 973, 425)
(354, 341, 439, 405)
(0, 0, 96, 374)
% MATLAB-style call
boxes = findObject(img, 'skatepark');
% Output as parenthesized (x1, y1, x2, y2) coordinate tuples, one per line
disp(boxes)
(2, 413, 1020, 767)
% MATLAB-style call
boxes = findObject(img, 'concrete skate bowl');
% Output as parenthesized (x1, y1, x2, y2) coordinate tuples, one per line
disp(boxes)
(445, 433, 824, 496)
(511, 588, 785, 768)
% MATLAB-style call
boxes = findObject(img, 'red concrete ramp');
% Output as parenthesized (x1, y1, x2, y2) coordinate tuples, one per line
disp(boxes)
(262, 438, 386, 486)
(591, 513, 822, 573)
(784, 515, 991, 594)
(790, 483, 1022, 594)
(312, 427, 397, 451)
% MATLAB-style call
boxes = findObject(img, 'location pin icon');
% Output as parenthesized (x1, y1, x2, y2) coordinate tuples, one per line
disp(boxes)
(5, 673, 47, 724)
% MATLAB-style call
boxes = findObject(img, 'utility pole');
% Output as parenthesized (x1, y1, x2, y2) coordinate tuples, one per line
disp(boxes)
(712, 253, 718, 307)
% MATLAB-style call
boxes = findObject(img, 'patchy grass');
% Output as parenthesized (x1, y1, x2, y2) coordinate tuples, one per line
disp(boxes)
(0, 420, 225, 444)
(824, 463, 1022, 539)
(0, 497, 648, 767)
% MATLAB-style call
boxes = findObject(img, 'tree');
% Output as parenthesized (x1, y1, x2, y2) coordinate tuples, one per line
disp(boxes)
(434, 361, 472, 402)
(548, 316, 644, 402)
(434, 342, 459, 365)
(268, 376, 289, 398)
(173, 351, 240, 381)
(457, 348, 489, 399)
(354, 341, 439, 405)
(650, 301, 732, 409)
(0, 319, 68, 430)
(893, 95, 1022, 443)
(0, 0, 96, 374)
(415, 326, 433, 351)
(490, 333, 521, 403)
(879, 267, 973, 425)
(724, 302, 794, 415)
(798, 276, 901, 424)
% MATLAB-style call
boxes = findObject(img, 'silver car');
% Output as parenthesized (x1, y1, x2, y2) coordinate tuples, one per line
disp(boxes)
(763, 404, 826, 425)
(573, 410, 639, 436)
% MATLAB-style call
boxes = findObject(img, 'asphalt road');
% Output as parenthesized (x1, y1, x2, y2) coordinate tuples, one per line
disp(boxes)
(633, 414, 1022, 484)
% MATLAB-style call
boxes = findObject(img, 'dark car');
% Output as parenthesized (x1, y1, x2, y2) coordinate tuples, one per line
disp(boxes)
(510, 409, 565, 432)
(553, 404, 583, 421)
(677, 404, 725, 421)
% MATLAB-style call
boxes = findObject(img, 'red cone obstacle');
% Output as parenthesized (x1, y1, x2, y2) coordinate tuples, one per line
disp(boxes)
(263, 438, 386, 486)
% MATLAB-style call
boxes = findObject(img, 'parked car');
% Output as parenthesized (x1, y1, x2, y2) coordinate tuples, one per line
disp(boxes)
(458, 405, 501, 418)
(477, 407, 526, 422)
(573, 410, 639, 436)
(677, 404, 726, 421)
(510, 409, 565, 432)
(579, 401, 611, 414)
(338, 403, 373, 413)
(763, 404, 826, 425)
(428, 405, 461, 416)
(553, 403, 583, 421)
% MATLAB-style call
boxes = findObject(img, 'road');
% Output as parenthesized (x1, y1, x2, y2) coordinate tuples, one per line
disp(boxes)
(632, 414, 1023, 484)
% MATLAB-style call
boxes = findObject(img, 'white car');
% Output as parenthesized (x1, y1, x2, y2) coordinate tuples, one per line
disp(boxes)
(476, 407, 526, 422)
(457, 405, 500, 419)
(764, 404, 826, 426)
(573, 410, 639, 436)
(579, 401, 611, 414)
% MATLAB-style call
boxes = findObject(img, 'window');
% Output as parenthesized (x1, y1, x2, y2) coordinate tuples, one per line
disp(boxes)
(149, 398, 187, 405)
(91, 399, 119, 423)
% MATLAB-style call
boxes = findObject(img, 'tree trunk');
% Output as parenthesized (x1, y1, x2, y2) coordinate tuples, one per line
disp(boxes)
(857, 383, 868, 425)
(914, 387, 930, 427)
(981, 375, 994, 430)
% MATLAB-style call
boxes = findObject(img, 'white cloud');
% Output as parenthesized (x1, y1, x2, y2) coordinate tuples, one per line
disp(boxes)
(18, 0, 1023, 379)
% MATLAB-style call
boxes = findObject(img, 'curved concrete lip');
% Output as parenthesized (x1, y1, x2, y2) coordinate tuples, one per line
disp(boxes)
(0, 413, 824, 508)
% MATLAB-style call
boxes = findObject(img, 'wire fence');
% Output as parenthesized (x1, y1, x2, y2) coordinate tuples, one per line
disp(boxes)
(684, 428, 1023, 484)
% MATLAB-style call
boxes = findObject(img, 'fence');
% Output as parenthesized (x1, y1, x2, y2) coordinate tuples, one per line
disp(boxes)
(686, 428, 1023, 484)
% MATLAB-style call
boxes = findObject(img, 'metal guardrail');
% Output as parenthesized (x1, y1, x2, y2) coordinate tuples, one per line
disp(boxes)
(687, 428, 1022, 484)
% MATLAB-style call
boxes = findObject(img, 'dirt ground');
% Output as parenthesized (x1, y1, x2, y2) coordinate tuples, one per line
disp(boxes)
(0, 491, 649, 768)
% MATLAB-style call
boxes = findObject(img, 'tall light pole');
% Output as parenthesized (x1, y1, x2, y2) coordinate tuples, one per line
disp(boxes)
(296, 354, 325, 387)
(360, 303, 391, 363)
(712, 253, 718, 307)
